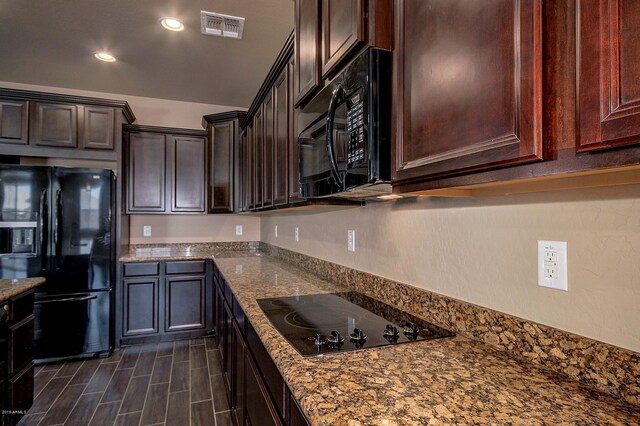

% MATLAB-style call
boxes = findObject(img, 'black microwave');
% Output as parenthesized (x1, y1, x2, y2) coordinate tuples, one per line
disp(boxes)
(297, 48, 392, 198)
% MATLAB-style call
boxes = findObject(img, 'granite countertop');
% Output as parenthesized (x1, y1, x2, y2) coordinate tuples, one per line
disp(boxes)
(214, 251, 640, 425)
(0, 277, 46, 303)
(119, 242, 260, 263)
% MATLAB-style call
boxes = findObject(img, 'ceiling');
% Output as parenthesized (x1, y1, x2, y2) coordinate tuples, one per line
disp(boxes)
(0, 0, 294, 108)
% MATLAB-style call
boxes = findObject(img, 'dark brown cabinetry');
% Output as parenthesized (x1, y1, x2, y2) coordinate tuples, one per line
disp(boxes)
(294, 0, 322, 107)
(124, 125, 207, 214)
(30, 102, 78, 148)
(213, 266, 309, 426)
(253, 108, 264, 210)
(0, 99, 28, 145)
(120, 260, 212, 345)
(0, 88, 134, 161)
(1, 290, 36, 426)
(321, 0, 366, 78)
(202, 112, 246, 213)
(393, 0, 544, 185)
(577, 0, 640, 153)
(274, 68, 289, 206)
(263, 91, 275, 209)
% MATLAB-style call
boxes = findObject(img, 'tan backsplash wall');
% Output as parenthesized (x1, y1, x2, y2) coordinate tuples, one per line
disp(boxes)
(261, 185, 640, 353)
(0, 81, 245, 129)
(129, 215, 260, 244)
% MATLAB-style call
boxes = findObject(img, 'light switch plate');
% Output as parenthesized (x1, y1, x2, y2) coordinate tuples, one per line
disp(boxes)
(347, 230, 356, 252)
(538, 240, 568, 291)
(294, 227, 299, 242)
(235, 225, 243, 236)
(143, 226, 151, 237)
(274, 225, 278, 238)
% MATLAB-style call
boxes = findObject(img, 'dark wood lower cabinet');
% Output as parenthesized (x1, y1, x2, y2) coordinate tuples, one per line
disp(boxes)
(214, 268, 309, 426)
(1, 290, 36, 426)
(120, 260, 212, 345)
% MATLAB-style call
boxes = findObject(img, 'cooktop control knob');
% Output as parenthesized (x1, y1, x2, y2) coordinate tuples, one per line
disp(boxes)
(309, 333, 324, 347)
(350, 328, 367, 348)
(326, 331, 345, 348)
(403, 322, 420, 340)
(383, 324, 399, 343)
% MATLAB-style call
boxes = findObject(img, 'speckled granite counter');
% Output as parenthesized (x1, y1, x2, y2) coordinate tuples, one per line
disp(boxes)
(0, 277, 46, 302)
(119, 242, 259, 262)
(214, 251, 640, 425)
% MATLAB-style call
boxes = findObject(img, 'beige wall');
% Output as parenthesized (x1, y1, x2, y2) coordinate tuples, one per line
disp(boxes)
(129, 214, 260, 244)
(0, 81, 245, 129)
(261, 185, 640, 353)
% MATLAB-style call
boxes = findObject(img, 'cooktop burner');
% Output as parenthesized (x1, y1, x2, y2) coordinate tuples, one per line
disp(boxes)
(257, 291, 454, 357)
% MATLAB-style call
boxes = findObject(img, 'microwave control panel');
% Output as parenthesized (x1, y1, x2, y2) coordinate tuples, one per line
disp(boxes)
(346, 98, 365, 166)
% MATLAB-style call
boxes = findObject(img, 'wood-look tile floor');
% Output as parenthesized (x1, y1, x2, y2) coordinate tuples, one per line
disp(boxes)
(18, 338, 232, 426)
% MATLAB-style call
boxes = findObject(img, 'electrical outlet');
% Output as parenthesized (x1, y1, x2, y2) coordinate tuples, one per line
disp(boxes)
(143, 226, 151, 237)
(347, 230, 356, 252)
(538, 240, 568, 291)
(294, 227, 299, 242)
(235, 225, 243, 236)
(274, 225, 278, 238)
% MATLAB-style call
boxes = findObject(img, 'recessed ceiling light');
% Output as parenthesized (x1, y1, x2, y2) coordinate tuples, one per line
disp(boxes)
(161, 17, 184, 32)
(94, 52, 116, 62)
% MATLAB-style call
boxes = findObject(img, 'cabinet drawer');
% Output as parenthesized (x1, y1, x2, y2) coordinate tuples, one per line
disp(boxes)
(123, 262, 160, 277)
(165, 260, 206, 275)
(11, 291, 34, 324)
(9, 315, 34, 376)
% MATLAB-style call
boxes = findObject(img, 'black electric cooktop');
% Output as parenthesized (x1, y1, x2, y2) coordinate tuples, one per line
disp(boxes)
(257, 291, 454, 357)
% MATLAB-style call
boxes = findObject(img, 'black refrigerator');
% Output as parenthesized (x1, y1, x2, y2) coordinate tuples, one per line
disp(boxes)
(0, 165, 115, 362)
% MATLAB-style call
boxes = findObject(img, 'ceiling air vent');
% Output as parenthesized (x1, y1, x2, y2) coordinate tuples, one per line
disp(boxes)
(200, 11, 245, 39)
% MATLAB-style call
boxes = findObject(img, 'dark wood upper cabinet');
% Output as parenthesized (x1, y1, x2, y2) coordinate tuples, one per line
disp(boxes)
(125, 126, 207, 214)
(274, 68, 289, 206)
(127, 132, 167, 212)
(393, 0, 544, 184)
(287, 58, 305, 204)
(82, 106, 114, 150)
(577, 0, 640, 153)
(202, 111, 245, 213)
(30, 102, 77, 148)
(294, 0, 322, 107)
(169, 135, 207, 213)
(321, 0, 366, 78)
(247, 124, 255, 211)
(254, 109, 264, 209)
(0, 99, 28, 145)
(263, 90, 275, 209)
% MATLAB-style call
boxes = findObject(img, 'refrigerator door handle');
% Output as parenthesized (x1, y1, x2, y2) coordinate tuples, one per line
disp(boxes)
(39, 189, 48, 272)
(54, 188, 62, 266)
(34, 295, 98, 304)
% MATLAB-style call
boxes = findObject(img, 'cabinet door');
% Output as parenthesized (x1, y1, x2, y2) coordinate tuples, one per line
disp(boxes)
(82, 106, 114, 150)
(30, 102, 77, 148)
(245, 353, 283, 426)
(123, 278, 159, 336)
(254, 110, 264, 209)
(165, 275, 206, 332)
(222, 299, 233, 395)
(294, 0, 322, 107)
(231, 319, 246, 426)
(169, 135, 207, 212)
(210, 122, 234, 213)
(393, 0, 543, 183)
(0, 99, 28, 145)
(321, 0, 366, 78)
(274, 68, 289, 206)
(288, 391, 310, 426)
(238, 130, 247, 212)
(8, 316, 34, 376)
(8, 363, 34, 424)
(127, 132, 167, 212)
(263, 90, 275, 208)
(215, 283, 225, 349)
(288, 58, 305, 204)
(577, 0, 640, 152)
(246, 124, 255, 210)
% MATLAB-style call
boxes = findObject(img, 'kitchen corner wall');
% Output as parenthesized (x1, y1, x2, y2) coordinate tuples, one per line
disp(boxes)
(260, 185, 640, 353)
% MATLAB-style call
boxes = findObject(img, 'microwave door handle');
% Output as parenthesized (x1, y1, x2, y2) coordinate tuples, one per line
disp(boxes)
(326, 85, 345, 188)
(39, 189, 48, 272)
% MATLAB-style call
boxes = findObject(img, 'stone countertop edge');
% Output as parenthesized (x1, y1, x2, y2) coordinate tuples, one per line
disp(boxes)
(0, 277, 46, 302)
(118, 242, 260, 262)
(213, 254, 640, 425)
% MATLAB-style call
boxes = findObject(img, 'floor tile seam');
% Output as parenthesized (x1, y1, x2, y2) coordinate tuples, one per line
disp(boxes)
(32, 375, 73, 422)
(100, 368, 134, 404)
(204, 344, 215, 417)
(115, 369, 147, 416)
(82, 360, 112, 395)
(33, 368, 58, 401)
(46, 381, 90, 426)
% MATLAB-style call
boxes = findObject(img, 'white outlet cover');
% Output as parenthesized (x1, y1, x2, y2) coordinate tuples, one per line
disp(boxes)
(347, 230, 356, 252)
(143, 226, 151, 237)
(235, 225, 243, 236)
(274, 225, 278, 238)
(294, 227, 299, 242)
(538, 240, 568, 291)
